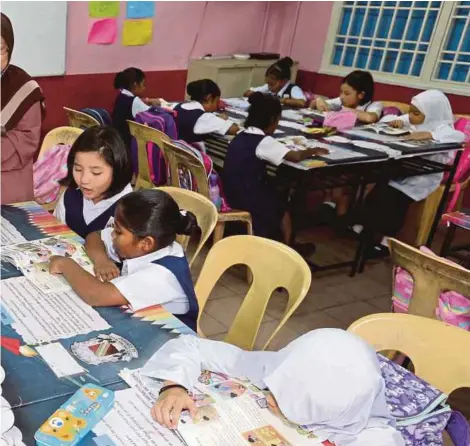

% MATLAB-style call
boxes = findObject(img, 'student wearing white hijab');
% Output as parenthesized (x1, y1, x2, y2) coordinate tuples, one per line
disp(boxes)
(141, 328, 404, 445)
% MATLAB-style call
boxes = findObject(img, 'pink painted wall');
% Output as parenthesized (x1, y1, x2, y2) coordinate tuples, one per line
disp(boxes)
(67, 1, 271, 74)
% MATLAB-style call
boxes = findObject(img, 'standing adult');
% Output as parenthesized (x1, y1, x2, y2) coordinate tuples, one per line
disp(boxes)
(1, 12, 45, 204)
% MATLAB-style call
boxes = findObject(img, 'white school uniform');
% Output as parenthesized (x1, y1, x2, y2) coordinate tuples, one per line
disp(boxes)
(120, 89, 150, 118)
(326, 97, 384, 118)
(142, 329, 404, 446)
(181, 101, 233, 136)
(385, 90, 465, 201)
(250, 81, 306, 101)
(101, 227, 190, 314)
(54, 183, 133, 227)
(245, 126, 290, 165)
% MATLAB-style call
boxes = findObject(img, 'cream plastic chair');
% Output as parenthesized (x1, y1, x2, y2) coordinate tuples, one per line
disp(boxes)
(349, 313, 470, 395)
(388, 238, 470, 319)
(36, 127, 83, 212)
(127, 121, 170, 190)
(64, 107, 100, 129)
(195, 235, 311, 350)
(157, 186, 218, 268)
(163, 139, 253, 244)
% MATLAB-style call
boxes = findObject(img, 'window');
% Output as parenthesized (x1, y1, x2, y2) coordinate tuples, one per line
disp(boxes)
(321, 1, 470, 95)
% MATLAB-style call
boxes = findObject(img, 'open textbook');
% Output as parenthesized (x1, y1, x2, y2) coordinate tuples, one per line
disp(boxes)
(362, 123, 410, 136)
(94, 368, 326, 446)
(1, 236, 93, 293)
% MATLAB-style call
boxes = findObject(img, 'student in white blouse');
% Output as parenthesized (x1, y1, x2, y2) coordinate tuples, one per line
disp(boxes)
(244, 57, 306, 108)
(143, 329, 404, 446)
(49, 189, 199, 331)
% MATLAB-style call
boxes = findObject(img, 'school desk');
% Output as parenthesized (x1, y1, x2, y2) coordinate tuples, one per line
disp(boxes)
(205, 103, 464, 275)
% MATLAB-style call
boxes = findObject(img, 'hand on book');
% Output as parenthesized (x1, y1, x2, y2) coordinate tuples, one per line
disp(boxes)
(389, 120, 404, 129)
(307, 147, 329, 157)
(49, 255, 66, 274)
(403, 131, 433, 141)
(94, 259, 120, 282)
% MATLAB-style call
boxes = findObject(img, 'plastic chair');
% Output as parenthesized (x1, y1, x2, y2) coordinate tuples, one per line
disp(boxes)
(127, 120, 170, 190)
(348, 313, 470, 395)
(195, 235, 312, 350)
(163, 139, 253, 244)
(156, 186, 218, 268)
(388, 238, 470, 319)
(64, 107, 100, 129)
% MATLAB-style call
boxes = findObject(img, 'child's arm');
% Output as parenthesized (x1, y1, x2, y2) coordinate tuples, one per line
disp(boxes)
(226, 123, 240, 135)
(49, 256, 128, 307)
(352, 110, 380, 124)
(244, 84, 270, 98)
(85, 231, 120, 281)
(281, 98, 307, 108)
(243, 89, 254, 97)
(284, 147, 329, 163)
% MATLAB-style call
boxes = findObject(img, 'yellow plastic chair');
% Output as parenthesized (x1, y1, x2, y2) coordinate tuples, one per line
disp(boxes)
(348, 313, 470, 395)
(64, 107, 100, 129)
(195, 235, 312, 350)
(36, 127, 84, 212)
(163, 139, 253, 244)
(388, 238, 470, 319)
(157, 186, 218, 268)
(127, 121, 170, 190)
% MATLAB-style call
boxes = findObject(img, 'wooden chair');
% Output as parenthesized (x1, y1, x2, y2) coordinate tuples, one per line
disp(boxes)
(195, 235, 311, 350)
(157, 186, 218, 268)
(388, 238, 470, 319)
(349, 313, 470, 395)
(64, 107, 100, 129)
(163, 139, 253, 244)
(36, 127, 83, 212)
(127, 121, 170, 190)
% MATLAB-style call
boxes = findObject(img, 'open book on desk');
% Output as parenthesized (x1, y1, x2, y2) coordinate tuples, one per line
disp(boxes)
(1, 236, 93, 293)
(362, 123, 410, 136)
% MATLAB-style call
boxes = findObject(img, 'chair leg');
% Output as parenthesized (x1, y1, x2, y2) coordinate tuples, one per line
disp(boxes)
(213, 221, 225, 244)
(246, 219, 253, 235)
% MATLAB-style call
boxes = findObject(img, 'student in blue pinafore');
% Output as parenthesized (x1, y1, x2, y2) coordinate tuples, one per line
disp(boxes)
(174, 79, 239, 146)
(49, 189, 199, 331)
(223, 93, 328, 245)
(54, 127, 133, 239)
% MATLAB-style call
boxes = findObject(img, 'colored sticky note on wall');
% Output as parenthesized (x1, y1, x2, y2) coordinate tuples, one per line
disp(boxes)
(126, 1, 155, 19)
(88, 19, 117, 45)
(89, 1, 119, 18)
(122, 19, 153, 46)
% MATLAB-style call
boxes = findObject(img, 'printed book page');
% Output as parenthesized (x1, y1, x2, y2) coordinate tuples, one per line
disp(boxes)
(1, 216, 27, 246)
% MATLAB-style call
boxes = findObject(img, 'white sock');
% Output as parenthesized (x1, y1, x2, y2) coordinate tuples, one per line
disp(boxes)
(324, 201, 336, 209)
(352, 224, 363, 234)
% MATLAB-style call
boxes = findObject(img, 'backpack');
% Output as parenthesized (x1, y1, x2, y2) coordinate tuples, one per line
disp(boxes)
(132, 108, 178, 186)
(80, 108, 112, 127)
(33, 144, 71, 204)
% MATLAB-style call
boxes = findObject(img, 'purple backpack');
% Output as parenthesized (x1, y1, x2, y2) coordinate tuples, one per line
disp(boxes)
(132, 108, 178, 186)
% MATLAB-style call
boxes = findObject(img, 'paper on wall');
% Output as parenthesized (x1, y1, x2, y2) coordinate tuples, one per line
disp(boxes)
(89, 1, 120, 18)
(126, 1, 155, 19)
(122, 19, 153, 46)
(88, 18, 117, 45)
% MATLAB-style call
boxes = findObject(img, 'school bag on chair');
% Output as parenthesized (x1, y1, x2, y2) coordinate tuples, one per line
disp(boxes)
(133, 107, 178, 186)
(80, 108, 112, 127)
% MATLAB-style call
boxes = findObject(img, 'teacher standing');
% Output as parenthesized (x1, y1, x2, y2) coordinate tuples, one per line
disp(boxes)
(1, 13, 44, 204)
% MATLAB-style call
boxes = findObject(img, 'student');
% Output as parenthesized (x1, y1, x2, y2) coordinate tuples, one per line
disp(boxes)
(359, 90, 465, 252)
(311, 70, 382, 124)
(49, 189, 199, 331)
(54, 126, 133, 239)
(173, 79, 239, 145)
(223, 93, 328, 244)
(112, 67, 161, 147)
(244, 57, 306, 108)
(143, 329, 404, 445)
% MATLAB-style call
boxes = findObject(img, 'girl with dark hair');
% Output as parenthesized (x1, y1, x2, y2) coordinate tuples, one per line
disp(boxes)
(49, 189, 199, 330)
(223, 93, 328, 243)
(112, 67, 162, 146)
(174, 79, 239, 144)
(244, 57, 306, 108)
(311, 70, 382, 123)
(54, 126, 133, 239)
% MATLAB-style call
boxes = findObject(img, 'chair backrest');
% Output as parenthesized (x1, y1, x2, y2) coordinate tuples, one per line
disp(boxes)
(380, 101, 410, 115)
(156, 186, 218, 267)
(64, 107, 100, 129)
(38, 126, 83, 160)
(162, 140, 210, 198)
(127, 121, 170, 190)
(195, 235, 312, 350)
(348, 313, 470, 395)
(389, 238, 470, 319)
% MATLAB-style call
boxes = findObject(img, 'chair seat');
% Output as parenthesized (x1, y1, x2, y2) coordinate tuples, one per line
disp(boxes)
(218, 209, 252, 222)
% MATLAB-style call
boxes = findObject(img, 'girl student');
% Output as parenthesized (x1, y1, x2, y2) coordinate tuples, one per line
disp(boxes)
(173, 79, 239, 145)
(112, 67, 163, 147)
(49, 189, 199, 331)
(223, 92, 328, 244)
(143, 329, 404, 445)
(54, 126, 133, 239)
(244, 57, 306, 108)
(357, 90, 465, 254)
(311, 70, 382, 124)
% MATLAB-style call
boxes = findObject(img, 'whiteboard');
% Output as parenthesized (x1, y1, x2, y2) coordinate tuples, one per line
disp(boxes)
(2, 1, 67, 76)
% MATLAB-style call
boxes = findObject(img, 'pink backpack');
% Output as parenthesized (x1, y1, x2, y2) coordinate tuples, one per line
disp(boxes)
(33, 144, 71, 204)
(323, 110, 357, 130)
